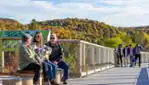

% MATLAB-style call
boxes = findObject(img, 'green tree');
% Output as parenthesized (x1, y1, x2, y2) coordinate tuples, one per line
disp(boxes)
(104, 37, 123, 48)
(29, 19, 40, 30)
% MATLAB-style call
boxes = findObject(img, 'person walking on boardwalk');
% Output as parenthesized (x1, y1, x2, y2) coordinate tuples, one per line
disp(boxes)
(45, 33, 69, 84)
(134, 43, 143, 67)
(117, 44, 123, 67)
(123, 45, 129, 67)
(128, 44, 135, 67)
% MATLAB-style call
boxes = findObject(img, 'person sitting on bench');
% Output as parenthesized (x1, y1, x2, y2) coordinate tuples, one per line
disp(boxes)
(32, 31, 59, 85)
(19, 33, 41, 85)
(45, 33, 69, 84)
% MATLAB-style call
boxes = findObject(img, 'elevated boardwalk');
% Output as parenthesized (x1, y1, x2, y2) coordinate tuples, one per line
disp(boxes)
(0, 65, 149, 85)
(68, 64, 149, 85)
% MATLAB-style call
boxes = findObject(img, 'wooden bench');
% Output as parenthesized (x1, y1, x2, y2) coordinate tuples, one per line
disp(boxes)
(55, 68, 63, 84)
(16, 71, 42, 85)
(0, 71, 40, 85)
(0, 68, 63, 85)
(0, 73, 33, 85)
(17, 69, 63, 84)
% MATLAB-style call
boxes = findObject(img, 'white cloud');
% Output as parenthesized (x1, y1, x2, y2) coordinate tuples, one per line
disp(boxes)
(101, 0, 125, 6)
(1, 0, 149, 26)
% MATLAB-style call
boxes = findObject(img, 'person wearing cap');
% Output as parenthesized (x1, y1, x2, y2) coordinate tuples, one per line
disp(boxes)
(19, 33, 41, 85)
(45, 33, 69, 84)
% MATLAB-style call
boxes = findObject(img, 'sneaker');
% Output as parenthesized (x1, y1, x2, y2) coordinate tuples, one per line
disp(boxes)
(50, 80, 59, 85)
(61, 79, 67, 84)
(129, 64, 132, 67)
(44, 81, 51, 85)
(33, 82, 38, 85)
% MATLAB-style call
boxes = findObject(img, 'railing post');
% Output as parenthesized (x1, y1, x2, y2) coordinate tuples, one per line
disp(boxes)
(145, 53, 147, 63)
(90, 46, 95, 72)
(114, 49, 117, 67)
(107, 49, 109, 64)
(141, 52, 143, 64)
(101, 48, 103, 64)
(143, 53, 145, 63)
(77, 41, 82, 77)
(105, 49, 107, 64)
(108, 49, 110, 64)
(110, 49, 112, 64)
(96, 47, 100, 70)
(104, 48, 106, 64)
(82, 43, 87, 75)
(98, 48, 101, 65)
(112, 49, 115, 64)
(148, 53, 149, 68)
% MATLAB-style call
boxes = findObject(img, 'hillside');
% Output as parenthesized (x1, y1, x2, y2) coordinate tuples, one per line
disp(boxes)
(0, 18, 23, 30)
(36, 18, 149, 50)
(37, 18, 120, 43)
(0, 18, 149, 51)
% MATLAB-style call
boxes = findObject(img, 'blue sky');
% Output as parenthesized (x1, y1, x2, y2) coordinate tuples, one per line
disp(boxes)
(1, 0, 149, 27)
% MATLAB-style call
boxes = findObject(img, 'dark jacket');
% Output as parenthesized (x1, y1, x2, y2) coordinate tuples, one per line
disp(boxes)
(123, 48, 129, 57)
(117, 47, 123, 56)
(134, 46, 143, 54)
(127, 47, 135, 56)
(45, 42, 63, 62)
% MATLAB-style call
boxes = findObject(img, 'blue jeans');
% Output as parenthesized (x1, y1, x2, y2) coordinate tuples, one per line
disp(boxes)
(58, 60, 69, 80)
(43, 60, 58, 80)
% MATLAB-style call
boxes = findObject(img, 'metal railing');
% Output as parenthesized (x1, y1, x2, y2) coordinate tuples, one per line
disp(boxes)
(58, 39, 149, 77)
(140, 52, 149, 67)
(58, 39, 115, 77)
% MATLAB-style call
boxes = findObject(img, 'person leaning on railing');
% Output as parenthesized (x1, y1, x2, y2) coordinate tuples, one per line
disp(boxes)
(32, 31, 59, 85)
(19, 33, 41, 85)
(45, 33, 69, 84)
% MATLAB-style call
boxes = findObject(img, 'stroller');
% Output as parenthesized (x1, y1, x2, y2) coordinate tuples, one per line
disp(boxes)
(130, 56, 136, 67)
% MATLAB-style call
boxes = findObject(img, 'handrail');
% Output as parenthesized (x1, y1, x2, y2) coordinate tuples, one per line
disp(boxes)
(58, 39, 114, 49)
(58, 39, 149, 77)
